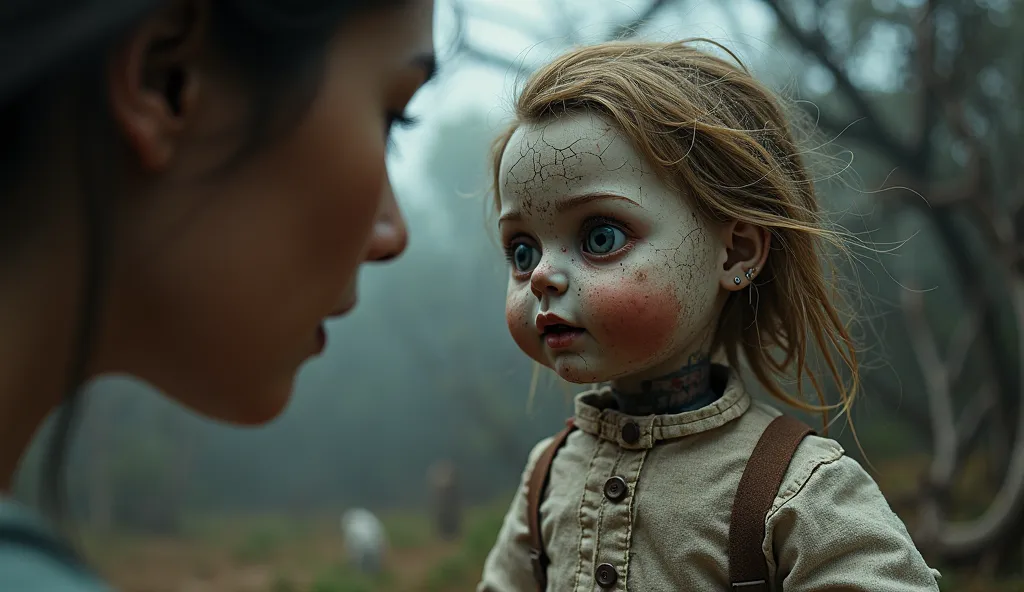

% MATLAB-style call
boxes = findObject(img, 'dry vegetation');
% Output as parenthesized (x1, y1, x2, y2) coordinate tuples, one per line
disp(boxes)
(84, 503, 506, 592)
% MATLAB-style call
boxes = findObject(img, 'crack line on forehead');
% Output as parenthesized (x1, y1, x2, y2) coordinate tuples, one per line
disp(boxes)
(503, 120, 652, 208)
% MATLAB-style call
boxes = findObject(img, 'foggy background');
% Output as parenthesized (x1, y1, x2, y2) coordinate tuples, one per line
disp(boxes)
(12, 0, 1023, 590)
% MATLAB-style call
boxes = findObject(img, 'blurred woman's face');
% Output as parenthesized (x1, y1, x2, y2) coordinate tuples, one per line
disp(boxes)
(94, 1, 436, 424)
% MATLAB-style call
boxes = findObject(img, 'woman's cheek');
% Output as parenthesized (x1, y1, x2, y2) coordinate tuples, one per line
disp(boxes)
(506, 289, 541, 361)
(583, 272, 681, 364)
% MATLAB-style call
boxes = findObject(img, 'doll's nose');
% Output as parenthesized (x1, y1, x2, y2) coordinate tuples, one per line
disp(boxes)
(530, 265, 569, 299)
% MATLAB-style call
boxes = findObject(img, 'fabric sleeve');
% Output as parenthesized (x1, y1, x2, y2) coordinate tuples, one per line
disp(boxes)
(476, 436, 553, 592)
(0, 546, 112, 592)
(767, 453, 941, 591)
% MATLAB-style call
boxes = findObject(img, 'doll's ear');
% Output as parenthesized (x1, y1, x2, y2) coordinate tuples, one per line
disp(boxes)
(717, 220, 770, 291)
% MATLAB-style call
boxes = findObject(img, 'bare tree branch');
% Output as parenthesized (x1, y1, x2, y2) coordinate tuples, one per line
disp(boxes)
(946, 303, 981, 387)
(455, 0, 676, 75)
(457, 43, 537, 75)
(986, 405, 1013, 485)
(552, 0, 583, 46)
(901, 287, 958, 491)
(932, 279, 1024, 558)
(913, 0, 940, 166)
(758, 0, 916, 168)
(609, 0, 674, 39)
(955, 382, 995, 453)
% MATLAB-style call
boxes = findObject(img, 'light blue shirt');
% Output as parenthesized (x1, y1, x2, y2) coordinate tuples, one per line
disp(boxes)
(0, 499, 112, 591)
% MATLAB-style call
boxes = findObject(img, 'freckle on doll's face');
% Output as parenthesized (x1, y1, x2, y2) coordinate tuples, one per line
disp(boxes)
(498, 111, 725, 384)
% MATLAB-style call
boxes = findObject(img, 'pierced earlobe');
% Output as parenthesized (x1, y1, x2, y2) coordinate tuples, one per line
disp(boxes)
(745, 267, 757, 281)
(733, 276, 742, 286)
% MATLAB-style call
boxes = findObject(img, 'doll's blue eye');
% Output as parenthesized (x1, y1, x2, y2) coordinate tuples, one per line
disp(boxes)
(584, 225, 626, 255)
(512, 243, 540, 272)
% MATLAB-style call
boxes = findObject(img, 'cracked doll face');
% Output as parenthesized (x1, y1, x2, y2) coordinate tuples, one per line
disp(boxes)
(498, 111, 727, 384)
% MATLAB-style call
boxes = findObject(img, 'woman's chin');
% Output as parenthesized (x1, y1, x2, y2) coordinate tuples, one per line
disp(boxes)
(230, 382, 297, 425)
(225, 398, 292, 426)
(158, 376, 296, 427)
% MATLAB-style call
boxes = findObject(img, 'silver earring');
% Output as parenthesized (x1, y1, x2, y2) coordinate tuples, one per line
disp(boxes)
(733, 276, 742, 286)
(745, 267, 756, 281)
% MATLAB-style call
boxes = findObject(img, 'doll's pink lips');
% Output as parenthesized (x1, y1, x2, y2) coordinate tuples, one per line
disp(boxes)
(536, 312, 579, 333)
(544, 328, 585, 349)
(536, 312, 586, 349)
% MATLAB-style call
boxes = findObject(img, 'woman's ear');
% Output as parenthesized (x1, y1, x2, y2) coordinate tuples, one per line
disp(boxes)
(717, 220, 771, 291)
(107, 0, 208, 172)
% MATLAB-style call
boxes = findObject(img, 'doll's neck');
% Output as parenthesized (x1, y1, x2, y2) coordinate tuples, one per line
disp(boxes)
(610, 352, 715, 416)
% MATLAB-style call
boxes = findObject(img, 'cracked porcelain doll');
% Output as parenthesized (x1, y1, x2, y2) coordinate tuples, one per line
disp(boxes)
(477, 39, 940, 592)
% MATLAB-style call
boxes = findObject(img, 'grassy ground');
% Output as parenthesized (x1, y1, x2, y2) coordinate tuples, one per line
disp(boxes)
(84, 495, 1022, 592)
(85, 502, 506, 592)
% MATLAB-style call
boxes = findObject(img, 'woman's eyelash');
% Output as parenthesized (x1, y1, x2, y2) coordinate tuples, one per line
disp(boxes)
(386, 113, 420, 153)
(389, 113, 419, 129)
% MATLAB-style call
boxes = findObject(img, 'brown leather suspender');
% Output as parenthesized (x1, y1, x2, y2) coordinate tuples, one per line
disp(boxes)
(728, 414, 815, 590)
(525, 414, 814, 592)
(526, 418, 576, 591)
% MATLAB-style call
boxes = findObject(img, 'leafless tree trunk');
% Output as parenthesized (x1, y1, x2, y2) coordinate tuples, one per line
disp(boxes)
(428, 460, 461, 540)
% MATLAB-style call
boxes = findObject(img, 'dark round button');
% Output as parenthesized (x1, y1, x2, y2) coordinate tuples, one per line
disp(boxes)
(595, 563, 619, 588)
(603, 476, 628, 502)
(621, 420, 640, 444)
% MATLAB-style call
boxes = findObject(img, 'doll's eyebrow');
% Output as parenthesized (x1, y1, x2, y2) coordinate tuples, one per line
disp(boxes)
(499, 193, 640, 225)
(554, 192, 640, 213)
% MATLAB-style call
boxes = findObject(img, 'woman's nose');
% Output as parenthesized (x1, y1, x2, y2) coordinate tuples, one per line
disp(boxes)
(530, 263, 569, 299)
(365, 183, 408, 263)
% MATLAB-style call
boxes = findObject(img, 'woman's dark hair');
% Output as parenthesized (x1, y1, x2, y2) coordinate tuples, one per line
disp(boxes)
(0, 0, 404, 527)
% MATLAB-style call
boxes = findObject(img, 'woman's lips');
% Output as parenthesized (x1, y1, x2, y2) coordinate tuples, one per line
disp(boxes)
(316, 324, 327, 353)
(329, 299, 357, 318)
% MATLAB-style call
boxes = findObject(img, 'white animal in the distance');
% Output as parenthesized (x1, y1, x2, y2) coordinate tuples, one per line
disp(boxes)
(340, 508, 388, 574)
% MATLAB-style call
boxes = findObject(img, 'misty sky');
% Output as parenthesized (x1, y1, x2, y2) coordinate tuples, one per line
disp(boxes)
(390, 0, 776, 208)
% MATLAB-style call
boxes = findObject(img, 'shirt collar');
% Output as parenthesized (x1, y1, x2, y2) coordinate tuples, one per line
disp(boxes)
(572, 364, 751, 450)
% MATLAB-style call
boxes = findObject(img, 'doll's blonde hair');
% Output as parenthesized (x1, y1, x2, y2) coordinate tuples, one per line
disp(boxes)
(492, 39, 859, 429)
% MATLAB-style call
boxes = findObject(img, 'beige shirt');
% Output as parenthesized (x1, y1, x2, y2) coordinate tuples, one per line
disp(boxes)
(478, 367, 940, 591)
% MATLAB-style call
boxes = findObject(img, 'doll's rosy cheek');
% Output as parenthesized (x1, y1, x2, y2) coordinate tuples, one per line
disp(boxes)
(584, 276, 680, 362)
